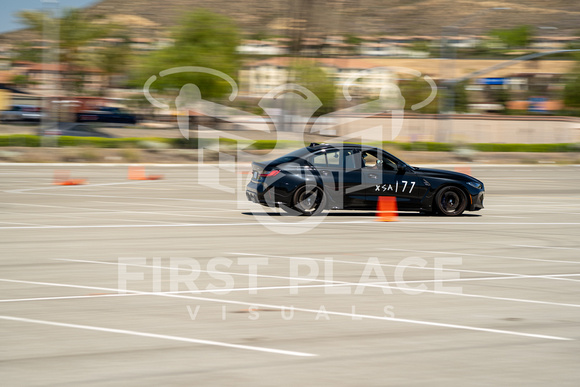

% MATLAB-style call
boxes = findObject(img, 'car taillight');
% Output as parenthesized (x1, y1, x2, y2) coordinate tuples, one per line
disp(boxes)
(260, 170, 280, 178)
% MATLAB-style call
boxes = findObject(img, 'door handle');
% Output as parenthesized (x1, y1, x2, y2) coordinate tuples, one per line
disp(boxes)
(320, 170, 329, 176)
(368, 173, 378, 179)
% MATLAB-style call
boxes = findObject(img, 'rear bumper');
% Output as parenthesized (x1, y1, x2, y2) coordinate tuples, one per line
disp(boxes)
(246, 180, 267, 205)
(246, 189, 264, 204)
(246, 179, 294, 208)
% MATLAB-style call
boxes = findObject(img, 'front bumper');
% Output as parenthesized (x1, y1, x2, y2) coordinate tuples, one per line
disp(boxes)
(469, 190, 485, 211)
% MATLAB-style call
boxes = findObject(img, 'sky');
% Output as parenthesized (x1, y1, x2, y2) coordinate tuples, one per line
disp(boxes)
(0, 0, 97, 34)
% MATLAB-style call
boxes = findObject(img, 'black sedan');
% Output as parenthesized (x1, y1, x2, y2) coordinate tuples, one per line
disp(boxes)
(38, 123, 116, 138)
(77, 107, 137, 124)
(246, 143, 484, 216)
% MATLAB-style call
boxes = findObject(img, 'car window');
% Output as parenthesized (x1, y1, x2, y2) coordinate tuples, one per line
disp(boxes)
(310, 149, 344, 168)
(362, 150, 397, 171)
(381, 156, 398, 171)
(363, 152, 379, 168)
(326, 149, 341, 166)
(311, 152, 327, 167)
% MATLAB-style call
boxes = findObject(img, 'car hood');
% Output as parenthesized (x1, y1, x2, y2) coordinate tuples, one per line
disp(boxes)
(412, 167, 482, 184)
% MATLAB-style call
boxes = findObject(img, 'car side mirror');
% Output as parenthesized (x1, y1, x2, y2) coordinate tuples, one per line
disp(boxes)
(397, 164, 406, 174)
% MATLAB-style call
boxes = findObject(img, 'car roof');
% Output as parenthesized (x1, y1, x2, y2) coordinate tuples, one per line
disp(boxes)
(306, 142, 377, 151)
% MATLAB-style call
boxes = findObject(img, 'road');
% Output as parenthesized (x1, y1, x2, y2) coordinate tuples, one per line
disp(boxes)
(1, 164, 579, 386)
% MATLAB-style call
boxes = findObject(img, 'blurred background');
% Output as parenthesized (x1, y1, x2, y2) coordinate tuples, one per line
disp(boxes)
(0, 0, 579, 163)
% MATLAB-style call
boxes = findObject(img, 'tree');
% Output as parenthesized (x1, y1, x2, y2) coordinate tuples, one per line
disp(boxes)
(12, 42, 42, 63)
(91, 35, 133, 90)
(563, 65, 580, 108)
(17, 8, 118, 93)
(398, 77, 440, 114)
(10, 74, 33, 87)
(344, 34, 362, 55)
(290, 62, 336, 115)
(132, 9, 241, 102)
(453, 81, 469, 113)
(490, 25, 534, 49)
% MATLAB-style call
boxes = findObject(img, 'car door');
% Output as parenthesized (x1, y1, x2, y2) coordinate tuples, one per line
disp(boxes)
(341, 148, 366, 208)
(308, 148, 365, 209)
(361, 149, 398, 206)
(361, 150, 427, 210)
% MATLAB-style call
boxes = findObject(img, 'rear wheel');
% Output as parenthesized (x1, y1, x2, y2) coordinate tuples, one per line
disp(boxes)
(284, 185, 325, 216)
(435, 186, 467, 216)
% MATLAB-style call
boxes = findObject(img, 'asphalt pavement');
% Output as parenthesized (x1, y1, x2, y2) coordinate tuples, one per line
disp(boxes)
(1, 163, 579, 386)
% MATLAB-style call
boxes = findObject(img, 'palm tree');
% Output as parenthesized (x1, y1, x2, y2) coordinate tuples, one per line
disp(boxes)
(17, 8, 120, 94)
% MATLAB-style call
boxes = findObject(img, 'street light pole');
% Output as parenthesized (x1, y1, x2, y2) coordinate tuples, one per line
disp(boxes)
(41, 0, 59, 145)
(40, 0, 60, 142)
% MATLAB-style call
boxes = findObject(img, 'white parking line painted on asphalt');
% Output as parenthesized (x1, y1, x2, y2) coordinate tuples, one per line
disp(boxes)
(481, 215, 529, 219)
(0, 315, 317, 357)
(91, 200, 243, 213)
(1, 221, 580, 230)
(232, 253, 580, 282)
(0, 278, 571, 341)
(5, 180, 152, 194)
(0, 221, 47, 226)
(0, 294, 138, 303)
(5, 201, 240, 220)
(378, 247, 580, 265)
(0, 221, 367, 230)
(513, 244, 580, 251)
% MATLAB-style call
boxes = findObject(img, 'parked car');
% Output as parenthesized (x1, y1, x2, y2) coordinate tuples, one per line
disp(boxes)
(0, 105, 43, 122)
(39, 123, 116, 138)
(76, 106, 138, 124)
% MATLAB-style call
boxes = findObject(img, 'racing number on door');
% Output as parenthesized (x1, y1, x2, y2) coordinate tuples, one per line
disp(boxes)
(375, 180, 415, 193)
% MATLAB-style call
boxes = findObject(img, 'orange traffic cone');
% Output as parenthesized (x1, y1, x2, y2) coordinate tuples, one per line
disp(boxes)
(128, 165, 163, 181)
(53, 170, 86, 185)
(61, 179, 86, 185)
(454, 166, 472, 176)
(128, 165, 145, 180)
(53, 170, 69, 185)
(376, 196, 398, 222)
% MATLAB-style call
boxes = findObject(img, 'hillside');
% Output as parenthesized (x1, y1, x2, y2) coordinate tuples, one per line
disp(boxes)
(2, 0, 580, 40)
(84, 0, 580, 36)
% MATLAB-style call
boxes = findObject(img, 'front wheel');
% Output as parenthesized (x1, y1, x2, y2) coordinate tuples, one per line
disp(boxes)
(284, 185, 326, 216)
(434, 186, 467, 216)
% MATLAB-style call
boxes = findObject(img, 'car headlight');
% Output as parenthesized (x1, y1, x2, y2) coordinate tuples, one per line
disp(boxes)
(466, 181, 482, 189)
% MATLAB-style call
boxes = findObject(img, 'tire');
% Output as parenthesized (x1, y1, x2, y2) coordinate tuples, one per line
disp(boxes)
(284, 185, 326, 216)
(434, 186, 467, 216)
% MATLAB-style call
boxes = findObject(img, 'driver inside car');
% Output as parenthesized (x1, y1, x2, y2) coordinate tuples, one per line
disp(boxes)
(362, 152, 382, 169)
